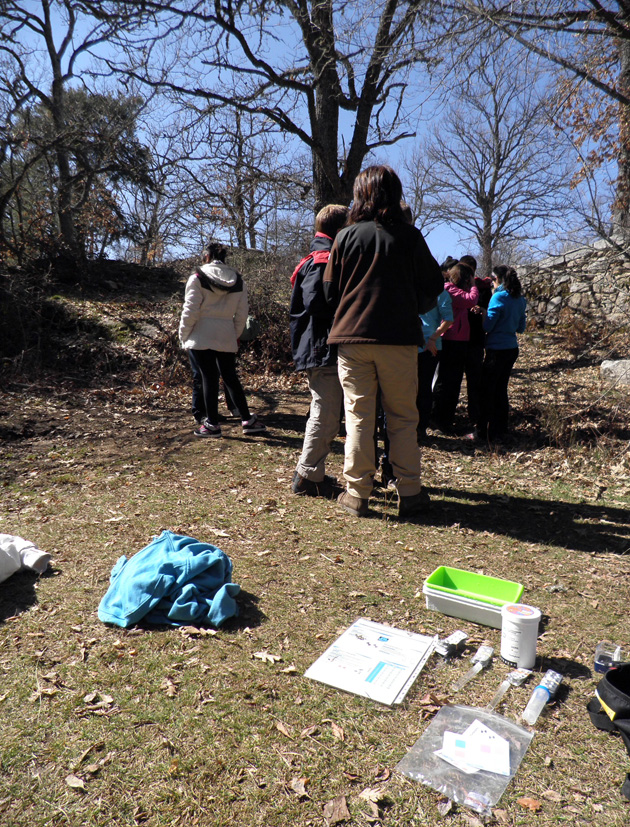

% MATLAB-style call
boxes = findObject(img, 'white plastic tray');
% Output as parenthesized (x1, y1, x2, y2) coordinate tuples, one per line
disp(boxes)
(423, 584, 503, 628)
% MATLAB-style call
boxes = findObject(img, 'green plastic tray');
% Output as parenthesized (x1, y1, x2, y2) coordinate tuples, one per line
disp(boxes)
(424, 566, 523, 608)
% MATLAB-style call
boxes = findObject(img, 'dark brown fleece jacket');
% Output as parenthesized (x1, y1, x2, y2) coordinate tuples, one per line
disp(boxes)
(323, 220, 442, 346)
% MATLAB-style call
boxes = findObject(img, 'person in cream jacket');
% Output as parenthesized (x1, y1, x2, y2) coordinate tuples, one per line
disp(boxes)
(179, 241, 266, 437)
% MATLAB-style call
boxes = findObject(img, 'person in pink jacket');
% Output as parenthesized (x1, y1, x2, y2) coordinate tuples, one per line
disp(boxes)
(431, 261, 478, 432)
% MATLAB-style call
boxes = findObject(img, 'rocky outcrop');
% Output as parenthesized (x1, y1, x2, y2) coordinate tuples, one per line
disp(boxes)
(522, 238, 630, 327)
(601, 359, 630, 385)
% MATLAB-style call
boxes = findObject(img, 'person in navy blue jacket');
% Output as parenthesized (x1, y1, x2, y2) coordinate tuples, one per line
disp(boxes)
(474, 265, 527, 441)
(290, 204, 349, 497)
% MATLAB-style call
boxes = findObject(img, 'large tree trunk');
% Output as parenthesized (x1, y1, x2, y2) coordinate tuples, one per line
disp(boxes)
(46, 12, 79, 257)
(479, 210, 493, 278)
(309, 0, 356, 212)
(615, 33, 630, 239)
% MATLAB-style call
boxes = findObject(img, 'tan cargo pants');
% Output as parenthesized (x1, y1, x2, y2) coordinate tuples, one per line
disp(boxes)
(337, 344, 422, 500)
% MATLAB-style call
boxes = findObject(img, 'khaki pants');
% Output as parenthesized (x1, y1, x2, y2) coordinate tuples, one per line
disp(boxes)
(337, 344, 421, 499)
(296, 366, 344, 481)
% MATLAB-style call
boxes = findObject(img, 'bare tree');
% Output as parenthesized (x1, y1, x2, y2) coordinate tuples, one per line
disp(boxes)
(450, 1, 630, 235)
(180, 107, 312, 251)
(105, 0, 445, 213)
(405, 44, 569, 276)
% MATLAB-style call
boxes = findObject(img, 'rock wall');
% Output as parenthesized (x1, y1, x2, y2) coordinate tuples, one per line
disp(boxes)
(522, 239, 630, 327)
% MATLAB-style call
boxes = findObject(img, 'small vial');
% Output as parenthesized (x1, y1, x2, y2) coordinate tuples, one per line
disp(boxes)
(451, 645, 493, 692)
(594, 642, 625, 674)
(521, 670, 562, 725)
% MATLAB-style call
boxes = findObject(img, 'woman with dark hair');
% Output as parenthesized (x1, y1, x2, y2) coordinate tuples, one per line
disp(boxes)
(474, 264, 527, 441)
(323, 165, 443, 519)
(179, 241, 267, 437)
(430, 261, 479, 432)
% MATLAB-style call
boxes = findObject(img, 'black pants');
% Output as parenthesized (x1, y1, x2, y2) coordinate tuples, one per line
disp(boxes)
(417, 349, 438, 433)
(189, 352, 240, 422)
(189, 351, 205, 423)
(464, 343, 484, 425)
(188, 349, 250, 425)
(431, 339, 468, 428)
(477, 347, 519, 438)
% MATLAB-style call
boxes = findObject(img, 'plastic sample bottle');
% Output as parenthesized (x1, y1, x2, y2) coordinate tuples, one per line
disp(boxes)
(521, 670, 563, 725)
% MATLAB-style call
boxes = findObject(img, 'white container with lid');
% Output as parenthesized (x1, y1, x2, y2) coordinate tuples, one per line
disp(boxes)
(500, 603, 541, 669)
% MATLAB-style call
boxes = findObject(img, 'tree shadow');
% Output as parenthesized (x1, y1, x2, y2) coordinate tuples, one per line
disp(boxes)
(426, 486, 629, 554)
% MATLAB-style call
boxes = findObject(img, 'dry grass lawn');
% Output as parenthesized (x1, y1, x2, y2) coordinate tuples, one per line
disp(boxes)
(1, 320, 629, 827)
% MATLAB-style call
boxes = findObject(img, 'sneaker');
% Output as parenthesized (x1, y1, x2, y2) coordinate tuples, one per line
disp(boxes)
(337, 490, 369, 518)
(194, 422, 222, 437)
(398, 488, 431, 519)
(242, 414, 267, 434)
(430, 419, 455, 435)
(292, 471, 341, 499)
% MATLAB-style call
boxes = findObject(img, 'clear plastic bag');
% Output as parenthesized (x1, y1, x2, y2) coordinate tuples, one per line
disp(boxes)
(396, 704, 534, 817)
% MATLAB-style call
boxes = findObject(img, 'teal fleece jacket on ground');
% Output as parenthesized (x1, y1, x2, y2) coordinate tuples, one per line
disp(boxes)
(98, 530, 240, 628)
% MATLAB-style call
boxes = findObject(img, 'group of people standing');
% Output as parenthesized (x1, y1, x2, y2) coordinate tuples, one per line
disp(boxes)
(425, 255, 526, 443)
(179, 164, 527, 520)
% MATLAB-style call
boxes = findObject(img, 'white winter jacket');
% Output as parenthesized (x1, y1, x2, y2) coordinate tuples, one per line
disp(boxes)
(0, 534, 51, 584)
(179, 261, 248, 352)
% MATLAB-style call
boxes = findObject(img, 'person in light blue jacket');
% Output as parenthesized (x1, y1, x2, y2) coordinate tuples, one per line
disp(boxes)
(417, 288, 453, 441)
(475, 265, 527, 441)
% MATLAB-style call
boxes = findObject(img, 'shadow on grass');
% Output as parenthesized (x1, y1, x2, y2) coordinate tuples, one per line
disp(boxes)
(0, 568, 54, 623)
(537, 655, 592, 681)
(426, 486, 630, 555)
(226, 589, 266, 631)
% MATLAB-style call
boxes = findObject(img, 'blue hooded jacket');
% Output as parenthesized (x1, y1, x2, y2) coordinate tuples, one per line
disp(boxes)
(483, 286, 527, 349)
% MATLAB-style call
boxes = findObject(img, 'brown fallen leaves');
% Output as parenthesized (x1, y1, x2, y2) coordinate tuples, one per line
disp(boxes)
(517, 796, 542, 812)
(253, 650, 282, 664)
(359, 785, 392, 821)
(160, 677, 179, 698)
(275, 720, 293, 738)
(417, 692, 444, 719)
(289, 776, 310, 799)
(65, 746, 113, 792)
(323, 795, 351, 825)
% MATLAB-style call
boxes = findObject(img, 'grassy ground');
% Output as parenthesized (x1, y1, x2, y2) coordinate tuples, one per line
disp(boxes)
(1, 318, 630, 826)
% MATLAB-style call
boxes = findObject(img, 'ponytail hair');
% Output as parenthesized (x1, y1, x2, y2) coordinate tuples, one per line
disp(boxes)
(203, 240, 228, 263)
(493, 265, 521, 298)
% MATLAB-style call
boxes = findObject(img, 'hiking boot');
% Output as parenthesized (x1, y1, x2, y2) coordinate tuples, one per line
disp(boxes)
(337, 490, 369, 517)
(398, 488, 431, 519)
(242, 415, 267, 434)
(291, 471, 341, 499)
(194, 421, 222, 437)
